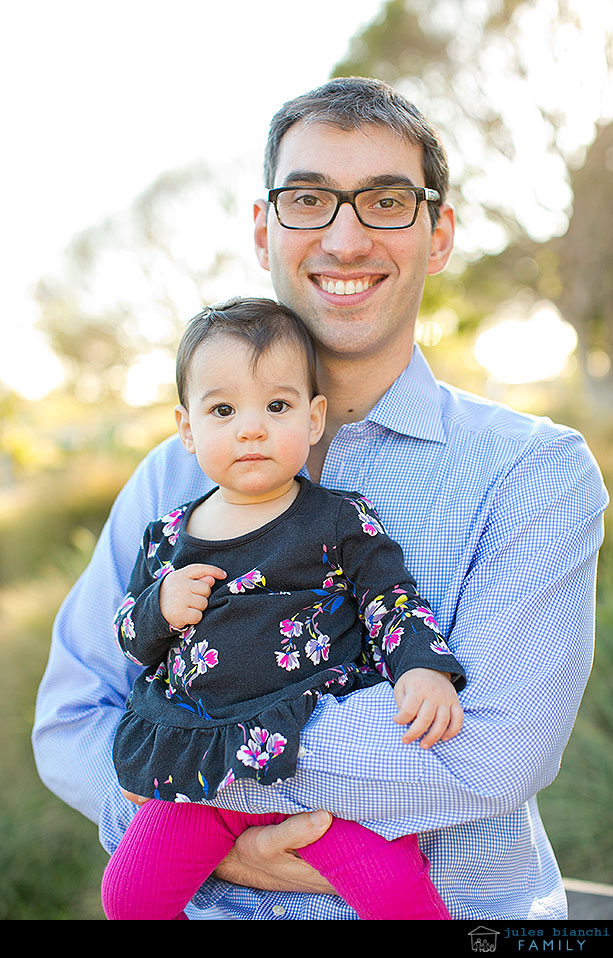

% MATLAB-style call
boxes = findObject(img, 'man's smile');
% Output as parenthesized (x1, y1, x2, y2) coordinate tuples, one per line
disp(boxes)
(310, 274, 386, 296)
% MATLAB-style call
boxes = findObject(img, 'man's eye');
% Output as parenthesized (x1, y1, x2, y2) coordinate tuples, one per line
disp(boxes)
(211, 404, 234, 417)
(294, 192, 324, 207)
(268, 400, 289, 413)
(372, 193, 407, 210)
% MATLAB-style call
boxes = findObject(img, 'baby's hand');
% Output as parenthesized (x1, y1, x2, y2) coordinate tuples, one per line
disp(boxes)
(159, 563, 226, 630)
(393, 668, 463, 748)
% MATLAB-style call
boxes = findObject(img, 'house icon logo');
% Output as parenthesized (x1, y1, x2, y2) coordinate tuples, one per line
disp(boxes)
(469, 926, 500, 952)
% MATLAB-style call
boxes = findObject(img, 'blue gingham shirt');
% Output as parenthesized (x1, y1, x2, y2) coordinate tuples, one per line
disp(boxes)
(33, 347, 608, 920)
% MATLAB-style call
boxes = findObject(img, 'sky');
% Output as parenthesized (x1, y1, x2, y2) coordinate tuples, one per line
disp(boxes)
(0, 0, 383, 398)
(1, 1, 610, 400)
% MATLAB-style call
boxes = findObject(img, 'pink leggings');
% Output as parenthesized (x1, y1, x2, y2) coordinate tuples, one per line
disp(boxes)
(101, 799, 451, 921)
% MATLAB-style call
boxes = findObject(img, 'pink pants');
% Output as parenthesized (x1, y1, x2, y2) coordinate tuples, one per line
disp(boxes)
(101, 799, 451, 921)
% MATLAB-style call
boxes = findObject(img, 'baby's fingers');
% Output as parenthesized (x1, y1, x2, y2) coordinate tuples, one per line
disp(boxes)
(402, 702, 464, 748)
(397, 698, 437, 745)
(441, 702, 464, 741)
(185, 563, 227, 582)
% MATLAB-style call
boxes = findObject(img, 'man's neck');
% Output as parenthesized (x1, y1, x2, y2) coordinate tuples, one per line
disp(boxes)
(307, 346, 413, 483)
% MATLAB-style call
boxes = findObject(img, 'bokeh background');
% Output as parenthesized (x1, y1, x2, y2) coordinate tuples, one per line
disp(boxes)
(1, 0, 611, 920)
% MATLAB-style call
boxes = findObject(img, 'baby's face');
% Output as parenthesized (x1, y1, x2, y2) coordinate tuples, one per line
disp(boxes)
(176, 334, 326, 503)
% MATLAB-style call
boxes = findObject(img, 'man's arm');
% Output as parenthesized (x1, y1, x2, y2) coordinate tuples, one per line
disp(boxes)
(207, 429, 608, 834)
(31, 436, 211, 828)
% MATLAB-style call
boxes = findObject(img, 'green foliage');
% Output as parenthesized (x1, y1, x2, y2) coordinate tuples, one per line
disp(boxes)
(0, 397, 173, 919)
(1, 397, 610, 917)
(1, 551, 108, 919)
(538, 540, 613, 883)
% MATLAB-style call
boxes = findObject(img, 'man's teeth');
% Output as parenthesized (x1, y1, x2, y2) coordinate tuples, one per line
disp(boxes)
(320, 277, 377, 295)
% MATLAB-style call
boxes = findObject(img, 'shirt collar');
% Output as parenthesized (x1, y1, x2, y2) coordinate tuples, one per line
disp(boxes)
(365, 345, 446, 443)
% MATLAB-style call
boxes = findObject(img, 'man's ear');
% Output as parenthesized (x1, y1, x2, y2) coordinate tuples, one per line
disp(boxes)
(427, 203, 455, 276)
(253, 198, 271, 272)
(175, 404, 195, 454)
(309, 394, 327, 446)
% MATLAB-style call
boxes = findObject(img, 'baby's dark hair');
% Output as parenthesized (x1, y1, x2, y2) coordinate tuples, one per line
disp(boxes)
(176, 297, 319, 407)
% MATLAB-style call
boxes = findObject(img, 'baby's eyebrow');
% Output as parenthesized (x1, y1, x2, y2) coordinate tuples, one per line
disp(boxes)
(265, 384, 302, 396)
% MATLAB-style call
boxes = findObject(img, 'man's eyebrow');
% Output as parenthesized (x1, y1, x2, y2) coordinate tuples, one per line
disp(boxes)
(279, 171, 419, 189)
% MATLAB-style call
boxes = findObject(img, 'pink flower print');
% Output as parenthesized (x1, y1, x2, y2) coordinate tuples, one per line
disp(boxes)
(218, 768, 236, 791)
(430, 636, 453, 656)
(346, 496, 385, 536)
(236, 727, 287, 771)
(363, 597, 388, 639)
(267, 732, 287, 757)
(228, 568, 266, 593)
(114, 594, 135, 638)
(381, 623, 404, 653)
(161, 508, 186, 545)
(154, 561, 175, 580)
(179, 625, 196, 644)
(171, 654, 186, 679)
(305, 633, 331, 666)
(147, 540, 160, 558)
(360, 515, 384, 536)
(280, 618, 303, 639)
(189, 639, 219, 679)
(121, 611, 136, 642)
(368, 645, 394, 681)
(412, 606, 441, 632)
(275, 648, 301, 671)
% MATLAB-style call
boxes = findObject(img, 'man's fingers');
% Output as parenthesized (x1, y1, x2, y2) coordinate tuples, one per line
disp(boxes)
(216, 812, 336, 894)
(256, 810, 333, 856)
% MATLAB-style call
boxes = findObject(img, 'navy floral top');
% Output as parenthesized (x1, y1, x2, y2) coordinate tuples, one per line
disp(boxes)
(112, 478, 465, 802)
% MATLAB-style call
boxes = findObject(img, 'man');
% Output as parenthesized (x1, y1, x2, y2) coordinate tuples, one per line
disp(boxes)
(33, 77, 608, 920)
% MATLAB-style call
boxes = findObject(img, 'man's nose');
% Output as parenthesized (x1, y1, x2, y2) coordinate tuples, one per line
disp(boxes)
(319, 201, 375, 261)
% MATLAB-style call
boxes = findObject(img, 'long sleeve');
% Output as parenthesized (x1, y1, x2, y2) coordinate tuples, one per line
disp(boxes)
(203, 429, 607, 838)
(114, 522, 180, 668)
(32, 347, 609, 919)
(32, 436, 212, 832)
(336, 493, 466, 689)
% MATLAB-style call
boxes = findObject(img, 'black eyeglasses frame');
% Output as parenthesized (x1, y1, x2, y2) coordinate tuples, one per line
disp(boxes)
(267, 185, 441, 230)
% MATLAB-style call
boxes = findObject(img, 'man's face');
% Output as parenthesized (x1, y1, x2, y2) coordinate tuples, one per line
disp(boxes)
(254, 120, 454, 365)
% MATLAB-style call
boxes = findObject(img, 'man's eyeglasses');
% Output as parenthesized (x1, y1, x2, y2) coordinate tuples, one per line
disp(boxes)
(267, 185, 440, 230)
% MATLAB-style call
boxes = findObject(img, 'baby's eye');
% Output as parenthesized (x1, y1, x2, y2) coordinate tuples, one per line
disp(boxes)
(211, 403, 234, 418)
(267, 399, 289, 414)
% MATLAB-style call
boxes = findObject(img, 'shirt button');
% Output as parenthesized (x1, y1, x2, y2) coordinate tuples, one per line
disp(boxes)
(272, 905, 286, 917)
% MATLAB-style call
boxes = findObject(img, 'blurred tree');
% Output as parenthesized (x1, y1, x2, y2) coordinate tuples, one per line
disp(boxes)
(553, 122, 613, 401)
(334, 0, 613, 402)
(334, 0, 612, 255)
(34, 161, 267, 405)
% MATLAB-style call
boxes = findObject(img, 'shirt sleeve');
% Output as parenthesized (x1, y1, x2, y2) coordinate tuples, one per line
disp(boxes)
(336, 493, 466, 689)
(114, 523, 179, 668)
(31, 436, 206, 842)
(207, 430, 608, 836)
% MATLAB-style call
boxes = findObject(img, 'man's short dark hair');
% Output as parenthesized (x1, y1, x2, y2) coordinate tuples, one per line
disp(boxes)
(264, 76, 448, 229)
(176, 297, 319, 407)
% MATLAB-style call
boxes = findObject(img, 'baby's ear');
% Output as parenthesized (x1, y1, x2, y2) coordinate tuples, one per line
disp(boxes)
(309, 394, 327, 445)
(175, 404, 195, 453)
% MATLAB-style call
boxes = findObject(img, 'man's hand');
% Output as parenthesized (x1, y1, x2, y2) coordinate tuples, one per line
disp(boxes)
(120, 786, 150, 806)
(214, 810, 336, 895)
(159, 563, 226, 630)
(393, 668, 463, 748)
